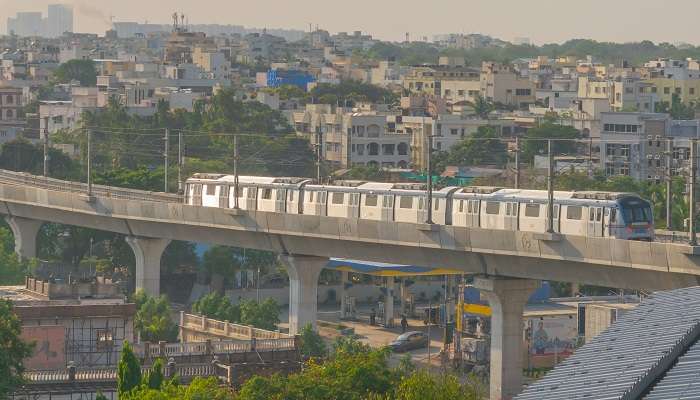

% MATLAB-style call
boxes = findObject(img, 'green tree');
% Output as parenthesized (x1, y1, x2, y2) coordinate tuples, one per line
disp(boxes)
(656, 93, 696, 119)
(53, 59, 98, 86)
(117, 341, 142, 396)
(192, 292, 241, 323)
(309, 80, 397, 105)
(240, 298, 280, 331)
(143, 358, 165, 390)
(469, 94, 494, 119)
(0, 300, 34, 398)
(132, 290, 179, 342)
(395, 370, 484, 400)
(434, 125, 507, 172)
(299, 323, 327, 358)
(121, 377, 230, 400)
(521, 122, 580, 163)
(95, 392, 109, 400)
(202, 245, 239, 293)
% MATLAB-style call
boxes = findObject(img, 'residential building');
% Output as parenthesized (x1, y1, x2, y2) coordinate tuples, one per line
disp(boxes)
(403, 65, 480, 98)
(600, 112, 670, 181)
(480, 62, 536, 107)
(46, 4, 73, 38)
(7, 12, 43, 37)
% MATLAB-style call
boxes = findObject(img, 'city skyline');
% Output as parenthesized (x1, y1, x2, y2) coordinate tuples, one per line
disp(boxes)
(1, 0, 699, 45)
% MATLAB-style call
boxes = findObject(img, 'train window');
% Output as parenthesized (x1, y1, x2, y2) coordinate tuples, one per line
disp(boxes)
(467, 201, 472, 213)
(247, 188, 257, 199)
(365, 195, 378, 206)
(589, 208, 595, 221)
(384, 196, 394, 208)
(473, 201, 479, 214)
(206, 184, 216, 195)
(506, 203, 511, 215)
(459, 200, 464, 213)
(434, 199, 439, 210)
(332, 192, 345, 205)
(400, 196, 413, 209)
(418, 197, 424, 210)
(288, 191, 295, 201)
(276, 190, 284, 200)
(308, 192, 314, 202)
(566, 206, 582, 220)
(262, 188, 272, 200)
(320, 192, 327, 203)
(596, 208, 602, 222)
(611, 209, 617, 223)
(486, 202, 500, 215)
(525, 204, 540, 217)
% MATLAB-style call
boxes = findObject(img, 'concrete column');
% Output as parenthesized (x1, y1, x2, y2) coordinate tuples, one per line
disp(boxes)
(474, 276, 539, 400)
(280, 254, 327, 335)
(340, 271, 348, 319)
(5, 216, 43, 260)
(126, 236, 170, 296)
(384, 277, 395, 328)
(399, 278, 407, 316)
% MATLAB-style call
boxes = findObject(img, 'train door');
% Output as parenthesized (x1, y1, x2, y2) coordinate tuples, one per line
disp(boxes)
(189, 183, 202, 206)
(348, 193, 360, 218)
(470, 200, 480, 227)
(587, 206, 604, 237)
(504, 202, 518, 231)
(275, 189, 286, 212)
(417, 196, 427, 223)
(382, 195, 394, 221)
(245, 187, 257, 210)
(218, 185, 229, 208)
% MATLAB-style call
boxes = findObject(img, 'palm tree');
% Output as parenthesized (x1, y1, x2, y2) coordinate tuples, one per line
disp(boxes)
(469, 94, 494, 119)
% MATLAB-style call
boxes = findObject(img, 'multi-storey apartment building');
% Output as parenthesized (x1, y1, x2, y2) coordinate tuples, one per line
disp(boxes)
(480, 62, 536, 108)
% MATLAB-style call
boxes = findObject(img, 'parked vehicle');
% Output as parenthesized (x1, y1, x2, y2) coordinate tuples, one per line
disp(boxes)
(389, 331, 429, 352)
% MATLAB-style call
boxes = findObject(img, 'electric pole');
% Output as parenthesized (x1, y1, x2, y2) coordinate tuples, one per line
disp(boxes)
(43, 117, 49, 177)
(666, 138, 673, 230)
(233, 134, 240, 209)
(547, 139, 555, 233)
(164, 128, 169, 193)
(514, 136, 520, 189)
(426, 134, 434, 224)
(86, 129, 92, 197)
(178, 130, 183, 194)
(690, 139, 697, 246)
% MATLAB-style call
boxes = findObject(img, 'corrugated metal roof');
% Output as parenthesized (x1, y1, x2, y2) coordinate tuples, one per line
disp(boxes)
(643, 340, 700, 399)
(516, 287, 700, 400)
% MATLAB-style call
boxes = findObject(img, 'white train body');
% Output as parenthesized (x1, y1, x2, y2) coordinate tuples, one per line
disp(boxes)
(185, 174, 655, 241)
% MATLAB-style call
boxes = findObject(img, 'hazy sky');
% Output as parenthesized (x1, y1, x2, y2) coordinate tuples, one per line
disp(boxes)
(0, 0, 698, 45)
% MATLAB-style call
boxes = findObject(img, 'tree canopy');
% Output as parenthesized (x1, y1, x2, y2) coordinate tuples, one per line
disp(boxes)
(132, 290, 179, 342)
(0, 299, 34, 398)
(53, 59, 98, 86)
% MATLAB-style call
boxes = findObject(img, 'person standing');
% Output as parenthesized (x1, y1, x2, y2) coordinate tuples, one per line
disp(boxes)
(401, 315, 408, 333)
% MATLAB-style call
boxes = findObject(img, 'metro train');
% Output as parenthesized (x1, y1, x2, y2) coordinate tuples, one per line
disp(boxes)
(185, 173, 655, 241)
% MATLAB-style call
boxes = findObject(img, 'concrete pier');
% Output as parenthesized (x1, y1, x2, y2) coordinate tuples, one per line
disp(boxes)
(126, 237, 171, 296)
(280, 254, 327, 335)
(5, 216, 43, 260)
(475, 276, 539, 400)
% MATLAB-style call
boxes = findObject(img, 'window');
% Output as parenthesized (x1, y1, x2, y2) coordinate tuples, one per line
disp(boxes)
(515, 88, 531, 96)
(288, 191, 295, 201)
(206, 184, 216, 195)
(357, 145, 364, 155)
(397, 142, 408, 156)
(691, 88, 696, 95)
(459, 200, 464, 212)
(567, 206, 582, 220)
(596, 208, 602, 222)
(96, 330, 114, 351)
(486, 202, 500, 214)
(434, 199, 439, 210)
(611, 208, 617, 223)
(664, 87, 671, 94)
(332, 192, 345, 204)
(308, 191, 314, 202)
(525, 204, 540, 217)
(589, 207, 595, 221)
(450, 128, 459, 135)
(675, 87, 682, 95)
(357, 126, 365, 136)
(368, 143, 379, 156)
(399, 196, 413, 209)
(467, 201, 473, 213)
(382, 144, 395, 155)
(247, 188, 257, 199)
(5, 95, 13, 104)
(262, 188, 272, 200)
(365, 194, 378, 206)
(6, 110, 13, 119)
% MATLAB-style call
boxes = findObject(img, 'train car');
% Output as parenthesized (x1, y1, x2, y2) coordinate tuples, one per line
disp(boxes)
(186, 174, 654, 241)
